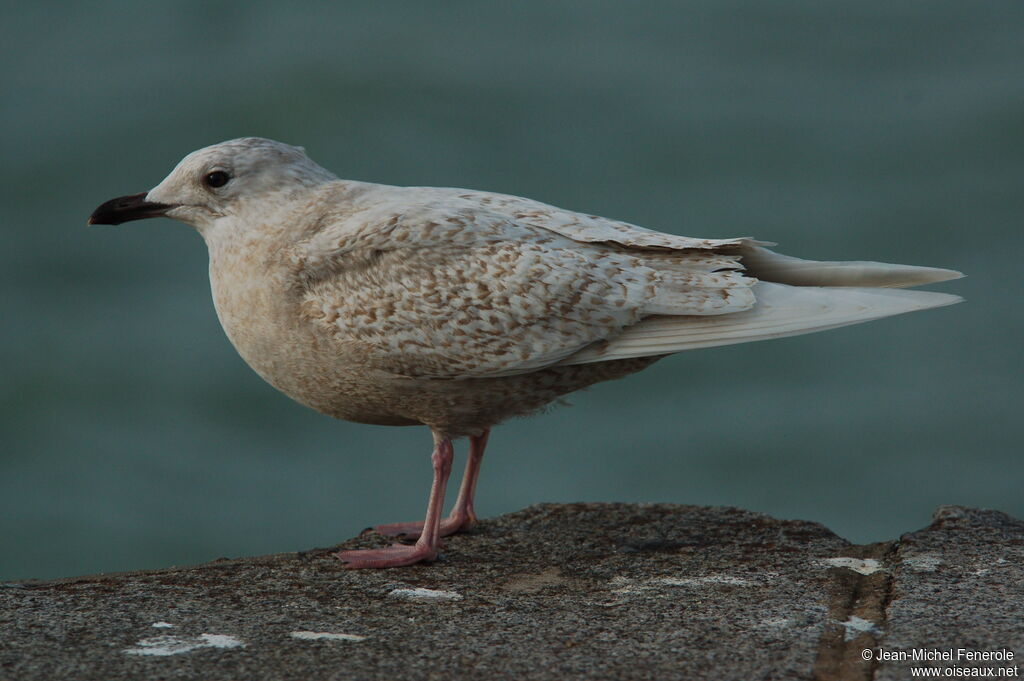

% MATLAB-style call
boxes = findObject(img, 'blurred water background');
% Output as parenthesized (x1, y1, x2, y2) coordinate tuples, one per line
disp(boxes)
(2, 1, 1021, 581)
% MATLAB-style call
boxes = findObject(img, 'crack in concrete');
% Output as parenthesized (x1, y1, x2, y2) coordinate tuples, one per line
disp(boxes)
(813, 541, 898, 681)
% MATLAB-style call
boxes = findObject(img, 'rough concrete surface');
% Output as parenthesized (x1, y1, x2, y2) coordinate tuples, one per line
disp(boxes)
(1, 503, 1021, 680)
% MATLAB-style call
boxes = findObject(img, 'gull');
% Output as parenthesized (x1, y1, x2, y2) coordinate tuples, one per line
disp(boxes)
(88, 138, 962, 568)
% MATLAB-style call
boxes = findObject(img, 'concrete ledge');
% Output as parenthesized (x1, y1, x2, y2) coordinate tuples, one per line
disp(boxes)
(2, 503, 1022, 680)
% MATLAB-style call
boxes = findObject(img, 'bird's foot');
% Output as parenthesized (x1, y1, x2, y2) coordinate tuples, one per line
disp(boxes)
(373, 511, 475, 540)
(335, 542, 439, 569)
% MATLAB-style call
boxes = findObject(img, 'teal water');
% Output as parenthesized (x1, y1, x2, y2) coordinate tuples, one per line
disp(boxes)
(2, 2, 1021, 581)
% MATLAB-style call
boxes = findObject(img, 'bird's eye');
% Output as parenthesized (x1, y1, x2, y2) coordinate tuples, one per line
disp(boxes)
(203, 170, 231, 189)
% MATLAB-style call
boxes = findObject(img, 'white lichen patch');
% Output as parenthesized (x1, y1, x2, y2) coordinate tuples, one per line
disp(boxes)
(758, 617, 795, 628)
(838, 616, 881, 641)
(601, 573, 762, 606)
(902, 554, 942, 572)
(124, 633, 245, 656)
(604, 575, 647, 601)
(388, 587, 463, 602)
(822, 557, 884, 575)
(290, 631, 367, 642)
(657, 575, 752, 587)
(151, 622, 174, 628)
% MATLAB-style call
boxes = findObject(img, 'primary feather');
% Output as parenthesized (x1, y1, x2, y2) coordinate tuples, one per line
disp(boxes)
(560, 283, 960, 366)
(738, 244, 963, 288)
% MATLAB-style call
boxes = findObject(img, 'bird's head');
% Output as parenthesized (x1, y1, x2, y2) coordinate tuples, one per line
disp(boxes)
(87, 137, 336, 233)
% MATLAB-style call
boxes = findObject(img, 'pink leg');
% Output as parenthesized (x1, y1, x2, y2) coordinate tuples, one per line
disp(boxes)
(374, 428, 490, 540)
(336, 432, 454, 569)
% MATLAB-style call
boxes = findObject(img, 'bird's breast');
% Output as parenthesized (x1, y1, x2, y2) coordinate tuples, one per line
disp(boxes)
(205, 239, 418, 426)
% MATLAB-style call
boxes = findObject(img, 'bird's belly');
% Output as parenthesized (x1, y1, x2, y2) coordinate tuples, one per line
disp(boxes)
(225, 324, 421, 426)
(216, 291, 663, 433)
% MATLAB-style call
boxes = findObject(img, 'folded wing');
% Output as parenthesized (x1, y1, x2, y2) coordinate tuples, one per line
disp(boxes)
(295, 184, 962, 378)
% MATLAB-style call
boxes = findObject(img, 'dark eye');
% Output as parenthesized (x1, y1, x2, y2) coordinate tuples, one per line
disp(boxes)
(203, 170, 230, 188)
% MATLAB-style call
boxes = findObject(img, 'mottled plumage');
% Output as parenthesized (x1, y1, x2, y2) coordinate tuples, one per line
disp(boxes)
(89, 137, 962, 568)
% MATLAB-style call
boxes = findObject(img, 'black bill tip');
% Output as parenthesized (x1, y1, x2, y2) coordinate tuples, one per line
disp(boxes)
(88, 192, 171, 225)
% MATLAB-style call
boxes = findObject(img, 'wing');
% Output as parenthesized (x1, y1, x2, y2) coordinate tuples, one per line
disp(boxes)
(290, 185, 756, 379)
(291, 183, 960, 378)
